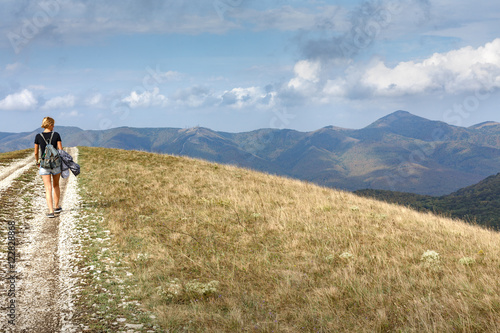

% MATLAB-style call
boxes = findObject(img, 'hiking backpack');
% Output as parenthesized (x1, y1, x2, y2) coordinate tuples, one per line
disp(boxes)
(40, 132, 61, 169)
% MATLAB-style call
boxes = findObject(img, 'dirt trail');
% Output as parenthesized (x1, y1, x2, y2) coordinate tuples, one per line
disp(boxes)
(0, 155, 35, 192)
(0, 148, 80, 333)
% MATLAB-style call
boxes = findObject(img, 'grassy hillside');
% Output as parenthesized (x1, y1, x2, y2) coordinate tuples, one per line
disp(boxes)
(355, 173, 500, 230)
(0, 148, 31, 166)
(77, 147, 500, 332)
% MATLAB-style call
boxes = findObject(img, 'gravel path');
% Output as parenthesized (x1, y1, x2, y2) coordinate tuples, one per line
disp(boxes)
(0, 148, 80, 332)
(0, 155, 35, 192)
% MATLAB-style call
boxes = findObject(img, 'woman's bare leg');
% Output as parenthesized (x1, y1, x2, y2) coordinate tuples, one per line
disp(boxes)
(41, 174, 54, 213)
(53, 173, 61, 209)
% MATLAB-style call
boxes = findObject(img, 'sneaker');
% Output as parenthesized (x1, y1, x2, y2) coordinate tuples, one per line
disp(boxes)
(54, 207, 63, 214)
(47, 213, 55, 218)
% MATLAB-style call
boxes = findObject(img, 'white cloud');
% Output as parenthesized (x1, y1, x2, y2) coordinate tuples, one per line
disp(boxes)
(220, 86, 276, 109)
(279, 38, 500, 108)
(0, 89, 37, 111)
(85, 93, 103, 107)
(360, 38, 500, 96)
(306, 38, 500, 103)
(122, 87, 168, 108)
(169, 84, 277, 110)
(42, 94, 76, 110)
(288, 60, 322, 91)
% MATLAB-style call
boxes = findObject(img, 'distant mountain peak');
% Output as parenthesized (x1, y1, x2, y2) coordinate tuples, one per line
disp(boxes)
(391, 110, 412, 116)
(366, 110, 426, 128)
(360, 110, 462, 142)
(381, 110, 421, 120)
(469, 121, 500, 130)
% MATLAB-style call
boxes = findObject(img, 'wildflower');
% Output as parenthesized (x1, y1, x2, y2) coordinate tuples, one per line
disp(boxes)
(156, 278, 183, 300)
(339, 251, 354, 259)
(421, 250, 440, 267)
(134, 253, 150, 261)
(459, 257, 476, 266)
(185, 280, 219, 296)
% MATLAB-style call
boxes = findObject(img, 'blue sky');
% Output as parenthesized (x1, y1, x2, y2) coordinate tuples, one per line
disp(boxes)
(1, 0, 500, 133)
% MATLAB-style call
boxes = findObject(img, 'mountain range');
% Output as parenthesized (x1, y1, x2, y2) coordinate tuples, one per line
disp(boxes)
(3, 110, 500, 195)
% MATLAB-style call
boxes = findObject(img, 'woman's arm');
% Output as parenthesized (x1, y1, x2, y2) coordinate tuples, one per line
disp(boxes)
(34, 143, 39, 165)
(57, 141, 63, 150)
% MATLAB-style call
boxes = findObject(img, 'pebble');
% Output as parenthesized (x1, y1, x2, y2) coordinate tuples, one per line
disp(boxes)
(125, 323, 144, 329)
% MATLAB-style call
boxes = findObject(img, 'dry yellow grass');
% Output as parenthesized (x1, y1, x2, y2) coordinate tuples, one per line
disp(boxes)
(0, 148, 31, 166)
(78, 146, 500, 332)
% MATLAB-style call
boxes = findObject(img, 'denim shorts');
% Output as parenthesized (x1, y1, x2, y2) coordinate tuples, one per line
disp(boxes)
(39, 165, 61, 176)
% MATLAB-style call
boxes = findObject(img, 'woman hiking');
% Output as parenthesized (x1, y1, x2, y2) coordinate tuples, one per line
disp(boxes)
(34, 117, 63, 218)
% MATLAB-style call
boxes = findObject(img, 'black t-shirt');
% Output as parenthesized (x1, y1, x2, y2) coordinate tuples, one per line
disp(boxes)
(34, 131, 62, 157)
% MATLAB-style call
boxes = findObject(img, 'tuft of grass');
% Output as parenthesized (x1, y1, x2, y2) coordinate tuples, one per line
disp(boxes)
(78, 146, 500, 332)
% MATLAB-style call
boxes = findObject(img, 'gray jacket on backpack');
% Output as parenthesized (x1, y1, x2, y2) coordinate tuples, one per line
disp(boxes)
(58, 149, 81, 178)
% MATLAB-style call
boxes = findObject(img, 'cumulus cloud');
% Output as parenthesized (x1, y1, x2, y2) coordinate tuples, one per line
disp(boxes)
(0, 89, 37, 110)
(220, 86, 276, 109)
(168, 85, 277, 110)
(286, 38, 500, 104)
(360, 38, 500, 96)
(85, 93, 103, 107)
(288, 60, 322, 91)
(42, 94, 76, 110)
(122, 87, 168, 108)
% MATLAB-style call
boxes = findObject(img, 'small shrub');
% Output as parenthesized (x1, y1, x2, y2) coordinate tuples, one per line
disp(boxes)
(185, 280, 219, 296)
(459, 257, 476, 266)
(421, 250, 440, 267)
